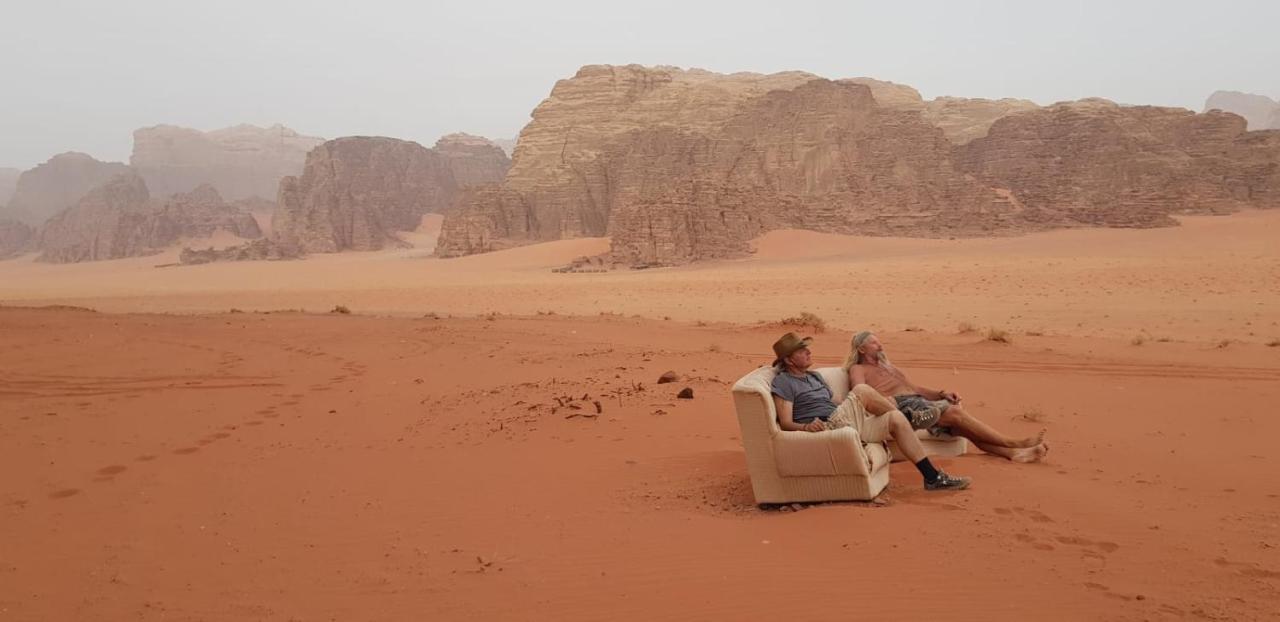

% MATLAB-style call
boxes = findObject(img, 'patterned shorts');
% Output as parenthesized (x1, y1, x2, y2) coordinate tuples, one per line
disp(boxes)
(894, 394, 952, 436)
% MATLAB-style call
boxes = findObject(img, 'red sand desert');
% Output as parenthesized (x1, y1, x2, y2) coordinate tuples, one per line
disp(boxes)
(2, 212, 1279, 620)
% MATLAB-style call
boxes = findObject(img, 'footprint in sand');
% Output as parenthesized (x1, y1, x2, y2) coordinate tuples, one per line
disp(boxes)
(48, 488, 81, 499)
(96, 465, 127, 476)
(244, 420, 263, 426)
(135, 455, 157, 462)
(255, 408, 275, 415)
(1055, 535, 1119, 553)
(172, 447, 200, 455)
(1215, 557, 1280, 579)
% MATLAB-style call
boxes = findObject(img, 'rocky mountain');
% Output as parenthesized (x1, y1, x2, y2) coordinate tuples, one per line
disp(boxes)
(272, 137, 464, 253)
(0, 218, 33, 259)
(433, 133, 511, 187)
(4, 153, 131, 226)
(0, 167, 19, 205)
(131, 123, 323, 200)
(956, 99, 1275, 226)
(438, 65, 1280, 266)
(37, 173, 262, 263)
(1203, 91, 1280, 130)
(923, 97, 1040, 144)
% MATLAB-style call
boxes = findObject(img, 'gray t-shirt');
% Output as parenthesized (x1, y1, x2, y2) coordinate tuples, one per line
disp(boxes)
(770, 370, 837, 423)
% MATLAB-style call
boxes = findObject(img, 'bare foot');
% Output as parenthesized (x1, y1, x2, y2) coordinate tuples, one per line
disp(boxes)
(1010, 443, 1049, 463)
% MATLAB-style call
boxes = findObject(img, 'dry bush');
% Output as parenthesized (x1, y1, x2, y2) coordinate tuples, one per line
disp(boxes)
(696, 320, 709, 327)
(957, 321, 977, 334)
(1131, 334, 1147, 346)
(1215, 339, 1232, 349)
(422, 311, 440, 319)
(780, 312, 827, 333)
(1156, 336, 1172, 343)
(1266, 339, 1280, 347)
(228, 308, 244, 314)
(904, 326, 924, 332)
(984, 327, 1011, 343)
(707, 343, 723, 353)
(1025, 329, 1044, 337)
(330, 305, 351, 315)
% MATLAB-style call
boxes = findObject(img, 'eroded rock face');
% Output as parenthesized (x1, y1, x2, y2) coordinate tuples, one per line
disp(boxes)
(37, 174, 263, 263)
(131, 124, 324, 201)
(5, 153, 131, 226)
(956, 99, 1276, 226)
(1204, 91, 1280, 130)
(434, 133, 511, 187)
(437, 66, 1015, 262)
(439, 66, 1280, 266)
(272, 137, 459, 253)
(0, 168, 20, 206)
(0, 219, 34, 259)
(923, 97, 1040, 144)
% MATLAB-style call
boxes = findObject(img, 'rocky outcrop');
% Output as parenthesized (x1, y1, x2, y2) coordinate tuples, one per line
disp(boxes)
(272, 137, 461, 253)
(923, 97, 1040, 144)
(1204, 91, 1280, 130)
(131, 124, 323, 200)
(491, 138, 517, 158)
(179, 238, 301, 264)
(37, 174, 263, 263)
(956, 99, 1277, 226)
(0, 167, 19, 206)
(433, 133, 511, 187)
(0, 219, 34, 259)
(4, 153, 131, 226)
(438, 66, 1280, 266)
(438, 69, 1018, 263)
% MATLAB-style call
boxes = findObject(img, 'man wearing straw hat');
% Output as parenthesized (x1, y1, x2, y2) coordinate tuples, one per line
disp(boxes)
(770, 332, 972, 491)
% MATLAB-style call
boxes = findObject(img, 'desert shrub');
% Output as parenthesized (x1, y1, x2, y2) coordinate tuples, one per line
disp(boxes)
(780, 312, 826, 333)
(957, 321, 977, 334)
(330, 305, 351, 315)
(984, 327, 1011, 343)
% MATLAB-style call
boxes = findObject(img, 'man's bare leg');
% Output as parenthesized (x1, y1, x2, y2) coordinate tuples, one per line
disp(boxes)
(971, 439, 1050, 463)
(939, 405, 1044, 448)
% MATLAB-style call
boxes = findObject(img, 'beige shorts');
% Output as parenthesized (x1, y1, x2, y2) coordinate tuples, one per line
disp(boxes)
(822, 394, 893, 443)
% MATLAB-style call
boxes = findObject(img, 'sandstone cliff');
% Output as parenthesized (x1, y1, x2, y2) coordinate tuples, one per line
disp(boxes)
(923, 97, 1040, 144)
(37, 174, 263, 263)
(272, 137, 461, 253)
(438, 66, 1280, 266)
(956, 99, 1275, 226)
(0, 167, 19, 206)
(1204, 91, 1280, 130)
(437, 67, 1021, 263)
(5, 153, 131, 226)
(0, 219, 33, 259)
(434, 133, 511, 187)
(131, 123, 323, 200)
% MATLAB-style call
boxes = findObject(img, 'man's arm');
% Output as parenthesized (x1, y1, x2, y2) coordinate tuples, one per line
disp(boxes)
(894, 369, 959, 403)
(773, 396, 825, 432)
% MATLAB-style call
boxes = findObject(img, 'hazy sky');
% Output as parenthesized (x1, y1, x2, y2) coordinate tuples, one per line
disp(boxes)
(2, 0, 1277, 169)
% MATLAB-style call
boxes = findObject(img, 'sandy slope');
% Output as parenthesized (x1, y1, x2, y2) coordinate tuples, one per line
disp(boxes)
(1, 211, 1278, 345)
(1, 308, 1277, 621)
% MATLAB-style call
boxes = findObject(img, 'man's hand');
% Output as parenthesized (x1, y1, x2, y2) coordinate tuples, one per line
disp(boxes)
(802, 419, 826, 433)
(941, 390, 961, 404)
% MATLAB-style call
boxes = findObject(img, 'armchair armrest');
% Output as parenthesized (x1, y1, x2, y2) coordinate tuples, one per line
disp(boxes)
(773, 426, 871, 477)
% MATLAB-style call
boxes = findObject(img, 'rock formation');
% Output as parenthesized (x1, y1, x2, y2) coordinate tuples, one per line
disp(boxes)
(179, 238, 300, 264)
(0, 167, 19, 206)
(491, 138, 517, 158)
(4, 153, 131, 226)
(272, 137, 463, 253)
(0, 218, 33, 259)
(37, 174, 263, 263)
(956, 99, 1277, 226)
(438, 65, 1280, 266)
(131, 124, 323, 200)
(923, 97, 1040, 144)
(1204, 91, 1280, 130)
(433, 133, 511, 187)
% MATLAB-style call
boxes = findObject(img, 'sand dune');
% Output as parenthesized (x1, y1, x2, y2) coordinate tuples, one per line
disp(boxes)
(2, 211, 1277, 344)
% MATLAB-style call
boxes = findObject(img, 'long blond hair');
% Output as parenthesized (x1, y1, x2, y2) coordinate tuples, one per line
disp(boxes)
(842, 331, 884, 370)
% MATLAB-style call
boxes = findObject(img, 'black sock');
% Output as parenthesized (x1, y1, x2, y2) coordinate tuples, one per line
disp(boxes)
(914, 458, 940, 483)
